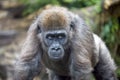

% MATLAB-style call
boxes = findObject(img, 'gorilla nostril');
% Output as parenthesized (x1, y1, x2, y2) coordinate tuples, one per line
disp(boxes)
(56, 48, 61, 51)
(52, 47, 61, 51)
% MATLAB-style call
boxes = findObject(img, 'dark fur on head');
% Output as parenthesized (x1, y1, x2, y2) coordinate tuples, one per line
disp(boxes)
(38, 7, 71, 30)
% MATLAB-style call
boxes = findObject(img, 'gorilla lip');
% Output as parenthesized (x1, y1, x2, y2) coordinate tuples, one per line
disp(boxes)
(49, 52, 64, 60)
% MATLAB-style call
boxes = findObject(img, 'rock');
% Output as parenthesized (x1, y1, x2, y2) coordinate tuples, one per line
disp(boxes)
(102, 0, 120, 17)
(103, 0, 120, 9)
(0, 0, 21, 9)
(0, 30, 17, 47)
(0, 10, 8, 19)
(0, 65, 7, 80)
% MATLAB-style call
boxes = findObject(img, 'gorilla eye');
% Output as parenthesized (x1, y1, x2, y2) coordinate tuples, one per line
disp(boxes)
(46, 35, 54, 40)
(47, 36, 52, 40)
(57, 34, 65, 39)
(58, 35, 63, 39)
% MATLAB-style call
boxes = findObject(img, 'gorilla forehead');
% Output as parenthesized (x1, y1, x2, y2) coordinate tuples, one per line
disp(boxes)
(38, 7, 72, 30)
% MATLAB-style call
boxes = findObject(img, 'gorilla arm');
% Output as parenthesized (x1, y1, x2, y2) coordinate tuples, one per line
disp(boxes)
(70, 15, 95, 80)
(14, 22, 42, 80)
(69, 14, 117, 80)
(93, 34, 117, 80)
(14, 52, 41, 80)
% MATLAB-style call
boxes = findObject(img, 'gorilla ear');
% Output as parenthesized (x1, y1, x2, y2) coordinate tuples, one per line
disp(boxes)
(37, 25, 41, 33)
(28, 19, 42, 34)
(70, 21, 75, 30)
(28, 21, 38, 33)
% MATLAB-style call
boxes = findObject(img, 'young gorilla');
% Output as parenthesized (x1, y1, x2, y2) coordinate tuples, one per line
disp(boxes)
(14, 7, 117, 80)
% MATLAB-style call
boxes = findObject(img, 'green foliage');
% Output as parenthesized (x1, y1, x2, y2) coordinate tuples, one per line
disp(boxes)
(115, 55, 120, 66)
(58, 0, 100, 8)
(116, 68, 120, 78)
(117, 69, 120, 78)
(115, 59, 120, 78)
(101, 18, 120, 50)
(19, 0, 101, 16)
(20, 0, 60, 16)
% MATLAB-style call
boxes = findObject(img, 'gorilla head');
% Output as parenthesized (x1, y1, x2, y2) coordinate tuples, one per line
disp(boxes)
(37, 8, 74, 61)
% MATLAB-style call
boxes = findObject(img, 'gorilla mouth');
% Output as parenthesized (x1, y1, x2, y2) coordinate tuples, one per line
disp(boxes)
(53, 56, 62, 60)
(49, 52, 64, 60)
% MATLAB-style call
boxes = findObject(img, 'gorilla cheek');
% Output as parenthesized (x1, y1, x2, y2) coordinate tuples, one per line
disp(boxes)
(48, 46, 64, 60)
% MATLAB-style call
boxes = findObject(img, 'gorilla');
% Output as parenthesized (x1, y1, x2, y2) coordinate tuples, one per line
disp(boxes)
(14, 7, 117, 80)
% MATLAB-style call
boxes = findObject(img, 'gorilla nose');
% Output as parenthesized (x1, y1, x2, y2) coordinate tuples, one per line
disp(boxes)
(52, 47, 61, 51)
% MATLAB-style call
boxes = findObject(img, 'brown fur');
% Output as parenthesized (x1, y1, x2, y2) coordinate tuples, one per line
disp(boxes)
(38, 7, 70, 30)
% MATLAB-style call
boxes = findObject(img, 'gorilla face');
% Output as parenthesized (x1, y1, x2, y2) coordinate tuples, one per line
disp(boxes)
(42, 29, 68, 61)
